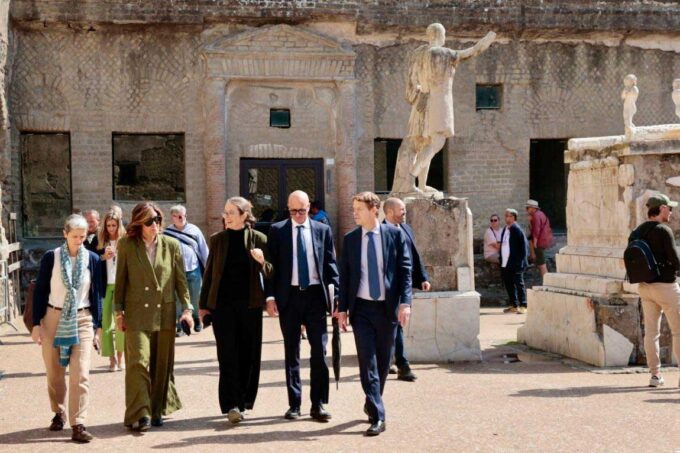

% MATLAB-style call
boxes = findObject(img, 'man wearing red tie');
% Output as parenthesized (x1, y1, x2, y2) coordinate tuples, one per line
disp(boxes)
(336, 192, 412, 436)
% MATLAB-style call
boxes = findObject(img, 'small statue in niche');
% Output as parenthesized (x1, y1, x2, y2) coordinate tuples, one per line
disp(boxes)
(621, 74, 638, 140)
(672, 78, 680, 121)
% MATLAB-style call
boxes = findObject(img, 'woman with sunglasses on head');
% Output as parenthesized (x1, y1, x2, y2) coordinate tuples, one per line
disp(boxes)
(97, 209, 126, 372)
(483, 214, 502, 264)
(114, 202, 192, 431)
(198, 197, 273, 424)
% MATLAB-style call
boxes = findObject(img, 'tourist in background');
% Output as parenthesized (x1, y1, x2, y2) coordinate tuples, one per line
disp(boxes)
(500, 209, 529, 314)
(198, 197, 273, 423)
(83, 209, 100, 252)
(114, 202, 193, 431)
(383, 197, 430, 382)
(628, 194, 680, 388)
(483, 214, 502, 264)
(31, 214, 104, 443)
(525, 199, 553, 277)
(97, 209, 126, 372)
(309, 201, 331, 227)
(163, 205, 209, 334)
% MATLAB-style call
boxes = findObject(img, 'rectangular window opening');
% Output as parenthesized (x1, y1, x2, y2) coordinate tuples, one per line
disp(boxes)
(270, 108, 291, 128)
(476, 84, 502, 110)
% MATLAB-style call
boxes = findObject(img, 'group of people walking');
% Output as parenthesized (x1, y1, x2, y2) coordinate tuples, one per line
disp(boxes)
(30, 190, 430, 442)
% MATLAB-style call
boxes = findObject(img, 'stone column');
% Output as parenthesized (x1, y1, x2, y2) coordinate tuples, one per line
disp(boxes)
(335, 80, 358, 239)
(203, 77, 228, 233)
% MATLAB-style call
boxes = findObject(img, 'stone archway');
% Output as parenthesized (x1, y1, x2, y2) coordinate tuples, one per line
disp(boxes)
(201, 24, 358, 235)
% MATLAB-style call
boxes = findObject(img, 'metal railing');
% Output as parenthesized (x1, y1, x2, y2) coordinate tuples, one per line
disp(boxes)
(0, 213, 21, 330)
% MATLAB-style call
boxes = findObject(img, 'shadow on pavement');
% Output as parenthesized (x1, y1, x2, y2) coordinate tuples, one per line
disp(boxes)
(510, 385, 669, 398)
(150, 419, 367, 447)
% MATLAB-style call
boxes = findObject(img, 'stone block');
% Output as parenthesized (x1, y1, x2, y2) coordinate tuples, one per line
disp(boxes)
(543, 272, 623, 295)
(518, 289, 634, 367)
(456, 266, 473, 292)
(405, 291, 481, 362)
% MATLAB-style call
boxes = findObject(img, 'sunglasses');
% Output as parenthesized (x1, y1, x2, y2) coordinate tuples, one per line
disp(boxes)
(490, 219, 499, 222)
(289, 208, 308, 216)
(144, 215, 163, 227)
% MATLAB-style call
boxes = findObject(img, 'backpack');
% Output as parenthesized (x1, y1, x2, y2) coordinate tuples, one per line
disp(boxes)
(624, 226, 660, 284)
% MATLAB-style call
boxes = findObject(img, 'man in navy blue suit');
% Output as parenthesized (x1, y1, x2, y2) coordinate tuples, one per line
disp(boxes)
(383, 197, 431, 382)
(336, 191, 412, 436)
(266, 190, 339, 422)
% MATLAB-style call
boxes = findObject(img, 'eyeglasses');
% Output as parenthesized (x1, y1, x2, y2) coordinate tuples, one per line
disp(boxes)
(289, 208, 308, 216)
(143, 216, 162, 227)
(490, 219, 499, 222)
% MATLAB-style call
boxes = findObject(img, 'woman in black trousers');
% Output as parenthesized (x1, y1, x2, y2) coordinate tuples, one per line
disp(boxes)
(199, 197, 273, 423)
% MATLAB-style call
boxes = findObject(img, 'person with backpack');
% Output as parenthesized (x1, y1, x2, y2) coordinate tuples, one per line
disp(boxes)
(164, 205, 209, 334)
(628, 193, 680, 388)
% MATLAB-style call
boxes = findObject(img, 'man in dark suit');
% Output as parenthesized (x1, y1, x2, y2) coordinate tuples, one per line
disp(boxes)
(266, 190, 339, 422)
(336, 191, 412, 437)
(499, 208, 529, 314)
(83, 209, 100, 252)
(383, 197, 430, 382)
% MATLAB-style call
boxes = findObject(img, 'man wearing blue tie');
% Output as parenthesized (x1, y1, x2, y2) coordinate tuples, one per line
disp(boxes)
(266, 190, 339, 422)
(336, 192, 413, 436)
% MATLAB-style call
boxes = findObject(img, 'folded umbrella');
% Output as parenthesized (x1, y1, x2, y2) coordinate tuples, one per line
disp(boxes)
(330, 284, 341, 389)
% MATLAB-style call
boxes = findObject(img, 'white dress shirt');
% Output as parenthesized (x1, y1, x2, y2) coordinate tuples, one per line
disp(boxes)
(105, 239, 118, 285)
(49, 247, 91, 309)
(358, 223, 386, 301)
(501, 226, 510, 268)
(291, 218, 320, 286)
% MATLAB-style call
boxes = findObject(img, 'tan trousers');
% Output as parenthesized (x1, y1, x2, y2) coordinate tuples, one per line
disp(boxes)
(40, 306, 94, 426)
(639, 282, 680, 374)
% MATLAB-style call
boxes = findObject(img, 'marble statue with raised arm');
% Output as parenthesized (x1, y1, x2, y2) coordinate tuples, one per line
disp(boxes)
(391, 23, 496, 194)
(622, 74, 639, 140)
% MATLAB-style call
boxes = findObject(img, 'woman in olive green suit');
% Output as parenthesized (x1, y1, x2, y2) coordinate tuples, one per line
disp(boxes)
(199, 197, 273, 424)
(114, 202, 193, 431)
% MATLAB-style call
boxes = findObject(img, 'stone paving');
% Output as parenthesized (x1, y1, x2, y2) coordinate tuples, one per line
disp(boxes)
(0, 309, 678, 453)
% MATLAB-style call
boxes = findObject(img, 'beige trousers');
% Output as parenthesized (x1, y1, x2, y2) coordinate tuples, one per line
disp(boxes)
(40, 306, 94, 426)
(638, 282, 680, 374)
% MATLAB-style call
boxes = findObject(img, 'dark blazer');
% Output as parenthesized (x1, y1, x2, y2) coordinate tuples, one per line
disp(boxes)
(383, 221, 429, 288)
(33, 249, 104, 329)
(339, 223, 413, 321)
(199, 227, 273, 310)
(84, 234, 99, 253)
(114, 235, 190, 331)
(267, 218, 340, 312)
(500, 223, 529, 271)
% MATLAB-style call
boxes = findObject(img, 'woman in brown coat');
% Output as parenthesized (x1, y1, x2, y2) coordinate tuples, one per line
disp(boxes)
(199, 197, 273, 424)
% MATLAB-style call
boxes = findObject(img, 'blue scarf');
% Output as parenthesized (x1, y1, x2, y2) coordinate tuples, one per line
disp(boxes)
(53, 244, 88, 367)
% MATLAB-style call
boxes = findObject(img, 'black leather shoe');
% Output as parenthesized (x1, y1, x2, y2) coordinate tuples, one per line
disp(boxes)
(397, 365, 417, 382)
(71, 424, 93, 443)
(310, 404, 332, 422)
(284, 407, 301, 420)
(363, 404, 374, 424)
(366, 420, 386, 436)
(151, 417, 163, 427)
(49, 412, 65, 431)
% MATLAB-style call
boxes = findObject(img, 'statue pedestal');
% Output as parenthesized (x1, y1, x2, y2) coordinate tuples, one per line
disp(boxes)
(518, 127, 680, 367)
(403, 196, 481, 362)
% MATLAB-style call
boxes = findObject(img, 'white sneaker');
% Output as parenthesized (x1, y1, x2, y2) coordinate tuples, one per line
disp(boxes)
(648, 375, 665, 387)
(227, 408, 243, 424)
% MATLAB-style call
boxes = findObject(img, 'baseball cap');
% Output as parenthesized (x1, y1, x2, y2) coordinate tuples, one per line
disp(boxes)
(646, 193, 678, 209)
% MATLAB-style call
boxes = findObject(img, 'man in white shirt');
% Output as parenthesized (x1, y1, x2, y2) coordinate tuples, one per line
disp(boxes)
(163, 205, 209, 333)
(266, 191, 339, 422)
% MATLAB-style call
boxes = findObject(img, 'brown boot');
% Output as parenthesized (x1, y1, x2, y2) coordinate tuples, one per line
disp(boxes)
(71, 424, 93, 443)
(49, 412, 65, 431)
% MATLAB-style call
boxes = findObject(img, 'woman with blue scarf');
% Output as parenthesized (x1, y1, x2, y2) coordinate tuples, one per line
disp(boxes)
(31, 214, 104, 443)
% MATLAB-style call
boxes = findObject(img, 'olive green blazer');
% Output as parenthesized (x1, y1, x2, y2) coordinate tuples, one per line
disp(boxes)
(199, 227, 273, 311)
(114, 234, 190, 331)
